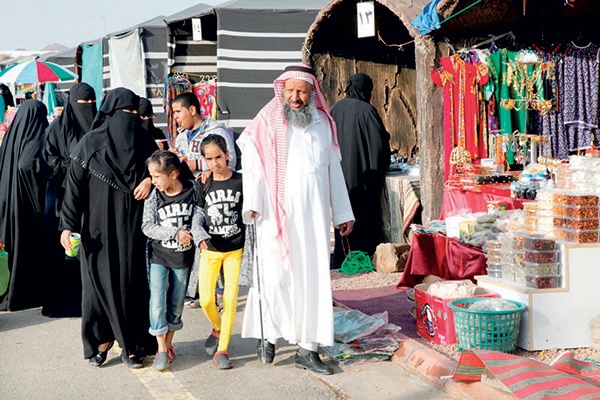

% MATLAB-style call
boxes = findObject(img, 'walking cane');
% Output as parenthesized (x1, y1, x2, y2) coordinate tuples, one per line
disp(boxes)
(253, 223, 267, 364)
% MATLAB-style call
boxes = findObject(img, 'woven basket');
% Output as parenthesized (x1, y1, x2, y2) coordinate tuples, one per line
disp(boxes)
(449, 298, 527, 353)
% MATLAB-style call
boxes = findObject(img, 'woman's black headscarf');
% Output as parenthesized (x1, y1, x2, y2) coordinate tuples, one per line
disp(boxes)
(139, 97, 166, 141)
(344, 73, 374, 103)
(69, 83, 96, 132)
(72, 87, 157, 192)
(0, 84, 15, 108)
(0, 99, 49, 216)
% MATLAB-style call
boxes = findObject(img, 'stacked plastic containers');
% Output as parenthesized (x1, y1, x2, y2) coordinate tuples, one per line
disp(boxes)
(552, 192, 599, 243)
(534, 190, 554, 236)
(523, 202, 538, 233)
(521, 234, 560, 289)
(484, 233, 561, 289)
(484, 239, 502, 278)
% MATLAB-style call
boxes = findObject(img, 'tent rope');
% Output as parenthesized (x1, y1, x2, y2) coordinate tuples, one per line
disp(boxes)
(439, 0, 484, 25)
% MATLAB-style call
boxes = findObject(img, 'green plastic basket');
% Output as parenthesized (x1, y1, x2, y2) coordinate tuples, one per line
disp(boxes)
(448, 298, 527, 353)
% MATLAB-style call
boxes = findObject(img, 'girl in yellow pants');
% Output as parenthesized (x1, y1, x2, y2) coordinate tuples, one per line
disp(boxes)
(197, 134, 244, 369)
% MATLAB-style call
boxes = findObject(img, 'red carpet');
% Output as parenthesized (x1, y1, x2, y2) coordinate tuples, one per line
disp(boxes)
(332, 285, 418, 339)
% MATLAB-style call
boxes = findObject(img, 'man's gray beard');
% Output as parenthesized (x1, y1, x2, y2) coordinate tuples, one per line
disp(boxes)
(283, 94, 314, 129)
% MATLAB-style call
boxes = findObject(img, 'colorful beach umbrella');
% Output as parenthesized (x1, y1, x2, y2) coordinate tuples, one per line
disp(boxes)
(0, 60, 78, 84)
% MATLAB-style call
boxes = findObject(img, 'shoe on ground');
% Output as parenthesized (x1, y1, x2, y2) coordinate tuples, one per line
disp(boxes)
(88, 341, 114, 367)
(122, 354, 144, 369)
(153, 352, 170, 371)
(213, 351, 233, 370)
(294, 351, 334, 375)
(204, 330, 220, 356)
(256, 339, 275, 364)
(167, 346, 176, 360)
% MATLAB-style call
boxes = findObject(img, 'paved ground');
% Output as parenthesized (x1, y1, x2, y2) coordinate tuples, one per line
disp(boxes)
(0, 289, 455, 400)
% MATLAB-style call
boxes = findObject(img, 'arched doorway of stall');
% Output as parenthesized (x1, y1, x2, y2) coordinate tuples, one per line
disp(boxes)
(303, 0, 418, 160)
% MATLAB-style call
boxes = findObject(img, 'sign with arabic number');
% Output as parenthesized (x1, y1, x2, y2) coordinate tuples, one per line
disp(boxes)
(357, 2, 375, 38)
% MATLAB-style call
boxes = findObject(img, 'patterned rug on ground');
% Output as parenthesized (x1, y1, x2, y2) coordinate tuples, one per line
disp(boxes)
(332, 285, 418, 339)
(453, 349, 600, 399)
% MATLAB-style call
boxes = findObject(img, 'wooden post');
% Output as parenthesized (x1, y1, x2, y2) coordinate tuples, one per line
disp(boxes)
(414, 36, 444, 224)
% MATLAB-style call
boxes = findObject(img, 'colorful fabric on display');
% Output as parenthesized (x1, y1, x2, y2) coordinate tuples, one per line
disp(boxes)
(431, 54, 489, 180)
(487, 49, 526, 164)
(193, 83, 217, 120)
(410, 0, 442, 35)
(163, 76, 192, 147)
(81, 40, 103, 106)
(453, 350, 600, 399)
(560, 42, 600, 152)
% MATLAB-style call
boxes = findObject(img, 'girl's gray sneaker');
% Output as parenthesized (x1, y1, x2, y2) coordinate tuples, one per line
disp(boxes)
(153, 352, 170, 371)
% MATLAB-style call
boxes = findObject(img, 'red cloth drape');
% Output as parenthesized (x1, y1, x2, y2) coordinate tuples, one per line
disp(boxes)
(397, 232, 487, 288)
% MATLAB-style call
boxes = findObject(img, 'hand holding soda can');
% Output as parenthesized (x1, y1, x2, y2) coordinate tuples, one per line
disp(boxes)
(65, 233, 81, 258)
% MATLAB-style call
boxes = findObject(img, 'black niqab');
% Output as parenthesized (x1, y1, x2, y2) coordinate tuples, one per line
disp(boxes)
(70, 83, 96, 132)
(139, 97, 166, 141)
(0, 100, 50, 311)
(345, 73, 373, 103)
(72, 87, 156, 192)
(44, 82, 97, 185)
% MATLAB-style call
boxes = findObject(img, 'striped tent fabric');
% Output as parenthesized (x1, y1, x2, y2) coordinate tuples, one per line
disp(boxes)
(100, 16, 169, 129)
(453, 350, 600, 399)
(165, 0, 328, 141)
(214, 7, 320, 136)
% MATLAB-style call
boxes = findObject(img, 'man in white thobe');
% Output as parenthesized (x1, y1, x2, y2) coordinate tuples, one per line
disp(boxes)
(238, 64, 354, 375)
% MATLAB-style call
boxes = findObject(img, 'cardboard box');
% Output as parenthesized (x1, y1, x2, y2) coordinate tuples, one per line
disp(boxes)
(415, 283, 499, 345)
(458, 220, 477, 242)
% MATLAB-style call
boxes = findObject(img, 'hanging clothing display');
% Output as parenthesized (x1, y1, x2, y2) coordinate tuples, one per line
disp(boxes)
(193, 83, 217, 120)
(434, 39, 600, 177)
(431, 54, 489, 180)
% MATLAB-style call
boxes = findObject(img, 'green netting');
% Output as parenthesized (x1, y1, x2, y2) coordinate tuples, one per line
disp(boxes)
(339, 251, 374, 275)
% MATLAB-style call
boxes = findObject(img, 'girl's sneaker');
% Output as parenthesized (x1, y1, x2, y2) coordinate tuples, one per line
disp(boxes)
(153, 352, 170, 371)
(204, 330, 220, 356)
(167, 346, 176, 360)
(213, 351, 233, 370)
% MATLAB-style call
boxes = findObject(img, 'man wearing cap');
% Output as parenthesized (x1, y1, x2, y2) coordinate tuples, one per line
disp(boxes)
(238, 64, 355, 375)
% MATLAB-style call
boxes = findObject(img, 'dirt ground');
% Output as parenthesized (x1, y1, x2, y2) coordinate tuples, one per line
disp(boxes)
(330, 270, 600, 365)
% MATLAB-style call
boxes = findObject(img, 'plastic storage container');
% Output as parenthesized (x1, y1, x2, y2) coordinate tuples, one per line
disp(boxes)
(524, 249, 559, 264)
(525, 274, 560, 289)
(502, 264, 515, 282)
(514, 267, 526, 286)
(552, 216, 599, 231)
(522, 235, 556, 251)
(552, 205, 599, 218)
(553, 192, 599, 207)
(486, 264, 502, 278)
(485, 249, 502, 264)
(523, 261, 559, 276)
(553, 228, 599, 243)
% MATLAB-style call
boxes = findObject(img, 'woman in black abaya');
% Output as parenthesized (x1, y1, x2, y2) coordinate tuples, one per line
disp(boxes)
(139, 97, 167, 150)
(0, 100, 50, 311)
(60, 87, 158, 368)
(331, 73, 391, 268)
(42, 83, 96, 318)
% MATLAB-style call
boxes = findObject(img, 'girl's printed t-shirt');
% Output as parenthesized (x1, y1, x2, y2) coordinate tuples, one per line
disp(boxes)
(150, 180, 197, 269)
(201, 172, 244, 252)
